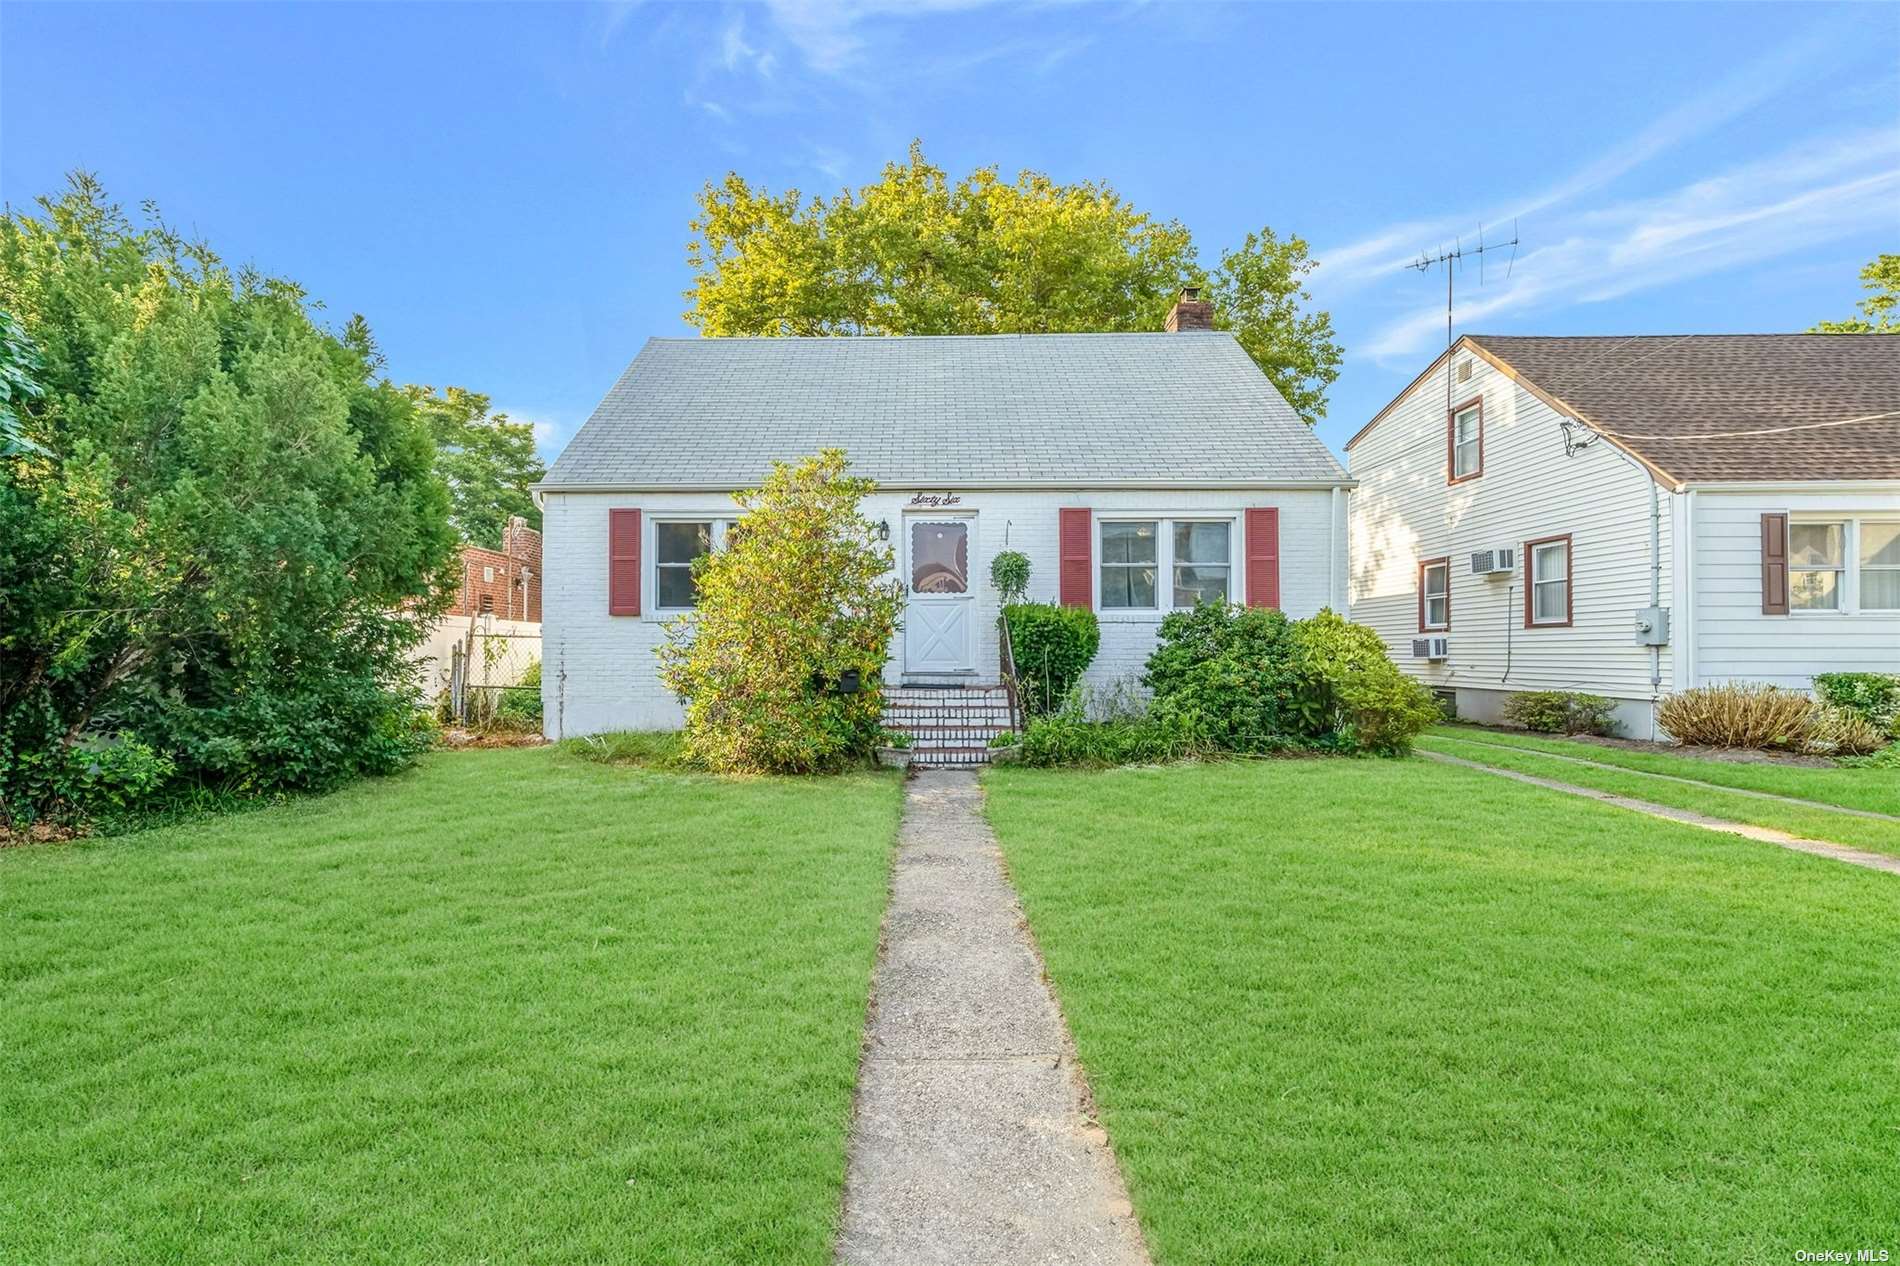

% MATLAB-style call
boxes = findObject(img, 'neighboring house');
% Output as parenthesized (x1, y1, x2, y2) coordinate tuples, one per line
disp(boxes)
(534, 290, 1353, 739)
(1347, 333, 1900, 737)
(446, 515, 543, 622)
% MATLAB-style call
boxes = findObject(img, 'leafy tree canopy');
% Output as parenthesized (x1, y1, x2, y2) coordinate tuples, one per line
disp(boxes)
(1811, 253, 1900, 333)
(686, 142, 1344, 425)
(404, 384, 545, 548)
(0, 174, 456, 826)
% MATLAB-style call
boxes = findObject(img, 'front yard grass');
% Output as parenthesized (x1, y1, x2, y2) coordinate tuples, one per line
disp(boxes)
(1418, 732, 1900, 857)
(1, 748, 903, 1265)
(1429, 723, 1899, 816)
(986, 758, 1900, 1265)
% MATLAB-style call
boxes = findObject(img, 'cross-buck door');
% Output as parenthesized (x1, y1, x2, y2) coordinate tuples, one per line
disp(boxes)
(905, 517, 974, 674)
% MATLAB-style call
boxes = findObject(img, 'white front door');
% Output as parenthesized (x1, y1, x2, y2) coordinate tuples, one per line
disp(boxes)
(904, 516, 975, 675)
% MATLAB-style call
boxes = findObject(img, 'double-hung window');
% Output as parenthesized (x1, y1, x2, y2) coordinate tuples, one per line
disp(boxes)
(1525, 535, 1571, 627)
(1099, 521, 1159, 609)
(1862, 521, 1900, 611)
(1098, 517, 1235, 610)
(1419, 558, 1450, 631)
(1789, 521, 1846, 612)
(1449, 399, 1483, 482)
(1172, 521, 1231, 606)
(653, 519, 730, 611)
(1789, 517, 1900, 613)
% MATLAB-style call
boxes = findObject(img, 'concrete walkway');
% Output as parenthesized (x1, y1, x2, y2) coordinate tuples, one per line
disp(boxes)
(1422, 749, 1900, 876)
(836, 770, 1150, 1266)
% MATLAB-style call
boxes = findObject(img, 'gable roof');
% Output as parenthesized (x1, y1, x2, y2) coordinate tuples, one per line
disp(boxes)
(1348, 333, 1900, 486)
(541, 333, 1349, 490)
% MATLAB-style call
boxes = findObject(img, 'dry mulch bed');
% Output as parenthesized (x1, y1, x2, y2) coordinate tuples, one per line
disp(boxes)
(438, 728, 548, 750)
(2, 821, 81, 848)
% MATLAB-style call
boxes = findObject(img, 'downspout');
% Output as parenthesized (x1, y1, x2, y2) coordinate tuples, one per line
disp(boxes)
(1330, 485, 1343, 611)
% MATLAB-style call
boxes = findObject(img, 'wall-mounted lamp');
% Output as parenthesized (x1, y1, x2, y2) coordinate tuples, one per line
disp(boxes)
(876, 520, 891, 542)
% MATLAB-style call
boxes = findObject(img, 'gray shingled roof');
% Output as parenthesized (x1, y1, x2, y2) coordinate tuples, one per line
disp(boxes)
(1470, 334, 1900, 483)
(542, 333, 1348, 488)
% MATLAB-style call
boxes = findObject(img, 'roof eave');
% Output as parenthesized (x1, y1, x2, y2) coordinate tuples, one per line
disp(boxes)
(533, 475, 1358, 495)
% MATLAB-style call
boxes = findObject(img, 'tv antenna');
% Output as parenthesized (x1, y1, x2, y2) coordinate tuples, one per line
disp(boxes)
(1410, 221, 1519, 416)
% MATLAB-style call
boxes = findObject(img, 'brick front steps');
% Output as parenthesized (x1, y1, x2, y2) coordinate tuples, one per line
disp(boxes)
(882, 684, 1016, 767)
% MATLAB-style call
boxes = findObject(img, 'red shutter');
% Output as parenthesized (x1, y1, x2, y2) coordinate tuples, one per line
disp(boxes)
(608, 508, 641, 616)
(1761, 512, 1789, 615)
(1245, 507, 1280, 609)
(1058, 508, 1092, 608)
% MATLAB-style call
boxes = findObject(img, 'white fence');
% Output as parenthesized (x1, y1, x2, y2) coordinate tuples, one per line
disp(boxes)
(409, 613, 541, 703)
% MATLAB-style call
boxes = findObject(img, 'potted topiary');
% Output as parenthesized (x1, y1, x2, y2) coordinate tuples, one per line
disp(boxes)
(875, 728, 914, 770)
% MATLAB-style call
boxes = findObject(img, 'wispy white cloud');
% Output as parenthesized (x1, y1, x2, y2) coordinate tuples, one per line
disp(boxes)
(1312, 26, 1854, 299)
(1358, 128, 1900, 358)
(720, 15, 779, 79)
(760, 0, 1007, 75)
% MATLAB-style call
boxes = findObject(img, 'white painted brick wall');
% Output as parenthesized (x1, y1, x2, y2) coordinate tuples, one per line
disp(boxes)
(542, 486, 1345, 737)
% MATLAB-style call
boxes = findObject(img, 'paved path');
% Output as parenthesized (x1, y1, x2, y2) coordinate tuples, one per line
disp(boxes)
(1421, 749, 1900, 876)
(836, 770, 1150, 1266)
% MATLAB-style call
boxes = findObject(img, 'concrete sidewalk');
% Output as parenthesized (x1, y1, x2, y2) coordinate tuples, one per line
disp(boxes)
(835, 770, 1150, 1266)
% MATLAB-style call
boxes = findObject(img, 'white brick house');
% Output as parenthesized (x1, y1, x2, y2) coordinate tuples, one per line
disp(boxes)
(1347, 334, 1900, 738)
(534, 292, 1353, 739)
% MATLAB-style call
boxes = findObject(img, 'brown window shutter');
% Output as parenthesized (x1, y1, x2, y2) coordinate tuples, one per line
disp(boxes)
(1245, 507, 1280, 609)
(608, 508, 641, 616)
(1058, 508, 1092, 608)
(1760, 512, 1788, 615)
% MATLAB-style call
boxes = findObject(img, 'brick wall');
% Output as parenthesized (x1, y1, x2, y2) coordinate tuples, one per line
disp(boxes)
(540, 487, 1346, 738)
(447, 516, 542, 621)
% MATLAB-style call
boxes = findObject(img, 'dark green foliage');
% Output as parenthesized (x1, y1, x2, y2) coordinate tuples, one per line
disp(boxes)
(491, 661, 545, 731)
(1282, 610, 1443, 755)
(0, 175, 456, 827)
(1813, 672, 1900, 737)
(1143, 603, 1300, 752)
(406, 384, 545, 549)
(1500, 690, 1621, 736)
(1004, 602, 1101, 715)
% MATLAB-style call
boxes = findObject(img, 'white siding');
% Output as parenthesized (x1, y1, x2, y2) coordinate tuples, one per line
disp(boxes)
(1348, 353, 1672, 734)
(542, 485, 1343, 738)
(1690, 487, 1900, 687)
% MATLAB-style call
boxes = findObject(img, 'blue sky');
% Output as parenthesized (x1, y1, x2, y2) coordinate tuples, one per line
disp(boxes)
(3, 2, 1895, 462)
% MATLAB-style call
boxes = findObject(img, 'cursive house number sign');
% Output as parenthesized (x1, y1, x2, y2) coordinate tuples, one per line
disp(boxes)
(907, 492, 962, 507)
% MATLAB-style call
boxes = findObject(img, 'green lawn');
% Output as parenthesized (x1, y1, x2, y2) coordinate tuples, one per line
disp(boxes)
(1418, 732, 1900, 857)
(1, 748, 903, 1266)
(986, 759, 1900, 1265)
(1429, 724, 1900, 817)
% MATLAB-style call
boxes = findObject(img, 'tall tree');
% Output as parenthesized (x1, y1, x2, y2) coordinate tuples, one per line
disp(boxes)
(0, 174, 457, 825)
(1811, 254, 1900, 333)
(685, 143, 1343, 425)
(406, 385, 545, 548)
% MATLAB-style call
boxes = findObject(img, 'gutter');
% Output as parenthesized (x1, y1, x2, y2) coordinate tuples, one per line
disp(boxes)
(532, 477, 1360, 495)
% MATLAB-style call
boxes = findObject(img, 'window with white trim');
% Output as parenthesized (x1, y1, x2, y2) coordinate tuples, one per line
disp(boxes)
(1791, 517, 1900, 613)
(1527, 537, 1570, 626)
(1420, 559, 1449, 630)
(653, 519, 731, 611)
(1172, 521, 1231, 606)
(1858, 521, 1900, 611)
(1790, 520, 1845, 611)
(1099, 521, 1158, 609)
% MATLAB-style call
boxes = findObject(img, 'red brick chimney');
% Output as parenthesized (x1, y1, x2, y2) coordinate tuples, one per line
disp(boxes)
(1164, 286, 1214, 333)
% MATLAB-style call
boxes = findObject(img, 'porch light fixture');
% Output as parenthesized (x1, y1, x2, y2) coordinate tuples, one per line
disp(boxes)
(876, 520, 891, 542)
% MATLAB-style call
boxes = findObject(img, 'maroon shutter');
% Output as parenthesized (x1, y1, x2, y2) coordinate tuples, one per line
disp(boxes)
(1058, 509, 1092, 608)
(1245, 507, 1280, 609)
(1761, 512, 1789, 615)
(608, 508, 641, 616)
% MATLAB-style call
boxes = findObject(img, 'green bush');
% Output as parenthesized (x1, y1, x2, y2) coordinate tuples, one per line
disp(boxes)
(491, 662, 544, 731)
(1814, 672, 1900, 737)
(1004, 602, 1101, 716)
(1285, 610, 1442, 755)
(657, 451, 903, 774)
(1, 178, 456, 828)
(1500, 690, 1620, 736)
(1143, 603, 1300, 752)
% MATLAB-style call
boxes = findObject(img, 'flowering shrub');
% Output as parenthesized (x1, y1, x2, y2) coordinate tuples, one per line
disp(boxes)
(658, 450, 903, 774)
